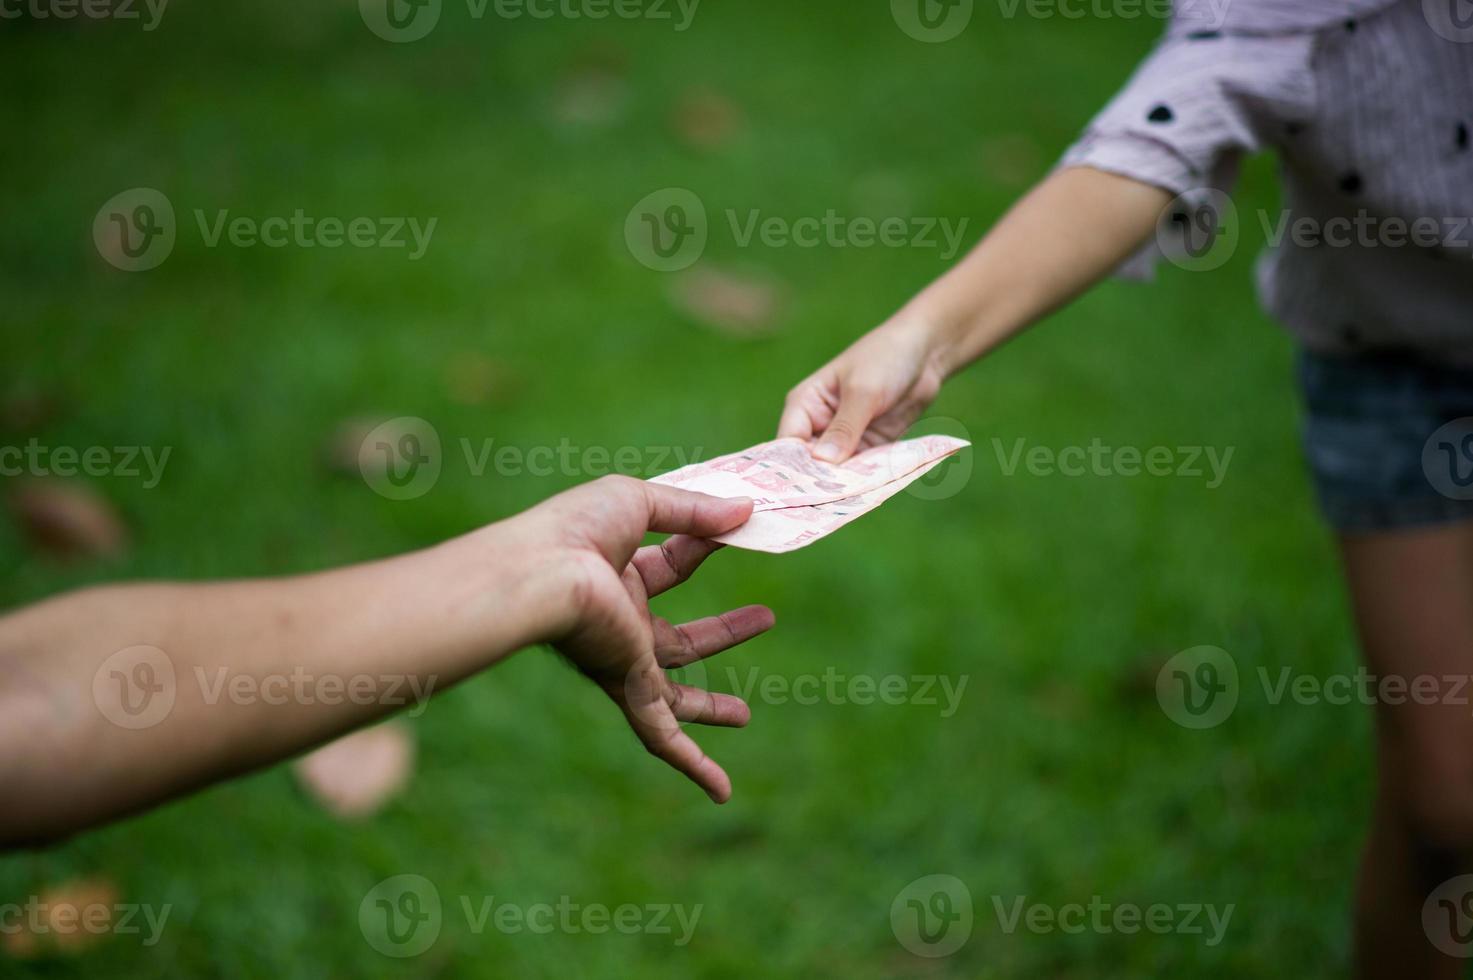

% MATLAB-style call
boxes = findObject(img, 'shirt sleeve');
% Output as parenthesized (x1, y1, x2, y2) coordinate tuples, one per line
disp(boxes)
(1057, 30, 1318, 278)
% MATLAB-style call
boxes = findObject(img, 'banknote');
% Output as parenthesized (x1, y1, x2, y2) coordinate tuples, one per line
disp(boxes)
(650, 435, 969, 553)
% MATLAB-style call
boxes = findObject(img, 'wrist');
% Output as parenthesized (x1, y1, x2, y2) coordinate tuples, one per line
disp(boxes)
(426, 518, 581, 661)
(882, 303, 967, 380)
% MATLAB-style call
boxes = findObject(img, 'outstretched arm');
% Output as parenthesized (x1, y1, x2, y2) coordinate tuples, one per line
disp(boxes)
(780, 166, 1172, 461)
(0, 477, 771, 849)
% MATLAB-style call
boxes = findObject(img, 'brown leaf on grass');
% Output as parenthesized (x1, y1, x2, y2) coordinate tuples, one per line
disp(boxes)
(550, 66, 629, 129)
(672, 88, 744, 151)
(1117, 650, 1173, 704)
(444, 353, 521, 407)
(667, 266, 784, 339)
(977, 133, 1043, 189)
(1, 877, 120, 958)
(548, 42, 631, 130)
(321, 417, 382, 475)
(0, 386, 65, 434)
(294, 722, 415, 820)
(323, 416, 426, 477)
(8, 480, 129, 561)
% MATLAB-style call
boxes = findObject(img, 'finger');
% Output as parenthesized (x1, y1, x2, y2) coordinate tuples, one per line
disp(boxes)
(813, 386, 888, 463)
(670, 685, 750, 727)
(623, 697, 734, 803)
(778, 378, 836, 441)
(776, 401, 813, 441)
(640, 482, 754, 538)
(654, 604, 776, 667)
(632, 535, 723, 599)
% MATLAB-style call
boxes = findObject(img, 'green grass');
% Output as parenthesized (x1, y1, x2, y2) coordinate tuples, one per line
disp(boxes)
(1, 1, 1365, 976)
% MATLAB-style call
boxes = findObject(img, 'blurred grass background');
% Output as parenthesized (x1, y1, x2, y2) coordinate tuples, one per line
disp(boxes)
(0, 0, 1362, 976)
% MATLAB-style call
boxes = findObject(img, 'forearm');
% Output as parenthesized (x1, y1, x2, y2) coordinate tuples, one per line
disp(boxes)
(0, 521, 570, 847)
(899, 166, 1171, 375)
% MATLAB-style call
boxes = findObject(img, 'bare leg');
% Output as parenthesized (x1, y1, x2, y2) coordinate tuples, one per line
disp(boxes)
(1344, 522, 1473, 979)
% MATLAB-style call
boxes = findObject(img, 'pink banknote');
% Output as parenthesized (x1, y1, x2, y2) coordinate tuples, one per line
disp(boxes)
(650, 435, 969, 553)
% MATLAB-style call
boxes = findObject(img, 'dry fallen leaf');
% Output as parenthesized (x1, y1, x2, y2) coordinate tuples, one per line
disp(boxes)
(294, 722, 415, 820)
(444, 353, 521, 408)
(8, 480, 129, 561)
(1, 877, 120, 958)
(321, 416, 400, 476)
(667, 266, 784, 339)
(673, 88, 744, 151)
(0, 386, 65, 434)
(977, 133, 1043, 189)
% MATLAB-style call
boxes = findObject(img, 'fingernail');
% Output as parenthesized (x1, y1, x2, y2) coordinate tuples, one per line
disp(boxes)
(813, 441, 842, 462)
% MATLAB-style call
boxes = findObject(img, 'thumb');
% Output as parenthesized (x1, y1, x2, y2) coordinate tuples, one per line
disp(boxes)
(813, 388, 885, 463)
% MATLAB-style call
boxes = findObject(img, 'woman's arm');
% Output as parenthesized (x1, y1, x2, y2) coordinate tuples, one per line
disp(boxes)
(779, 166, 1172, 461)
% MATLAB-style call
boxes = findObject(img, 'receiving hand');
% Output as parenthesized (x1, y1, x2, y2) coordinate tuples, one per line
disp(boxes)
(512, 476, 774, 803)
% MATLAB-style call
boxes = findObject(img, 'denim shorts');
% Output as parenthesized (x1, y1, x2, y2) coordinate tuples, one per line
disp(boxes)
(1297, 349, 1473, 533)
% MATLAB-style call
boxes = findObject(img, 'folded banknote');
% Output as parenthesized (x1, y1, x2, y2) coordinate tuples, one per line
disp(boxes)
(649, 435, 969, 553)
